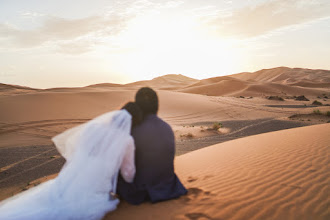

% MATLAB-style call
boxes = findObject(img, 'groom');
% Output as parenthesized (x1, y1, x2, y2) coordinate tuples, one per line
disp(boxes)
(117, 87, 187, 204)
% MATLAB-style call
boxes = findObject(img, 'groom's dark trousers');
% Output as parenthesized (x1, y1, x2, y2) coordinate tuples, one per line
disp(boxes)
(117, 114, 187, 205)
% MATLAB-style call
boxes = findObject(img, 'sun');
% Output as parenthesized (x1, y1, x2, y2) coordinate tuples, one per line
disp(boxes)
(113, 12, 240, 80)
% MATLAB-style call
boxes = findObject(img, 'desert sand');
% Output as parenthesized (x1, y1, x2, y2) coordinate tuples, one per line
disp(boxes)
(0, 67, 329, 219)
(105, 124, 330, 220)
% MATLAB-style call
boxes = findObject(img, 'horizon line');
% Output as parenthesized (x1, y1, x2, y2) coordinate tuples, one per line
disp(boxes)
(1, 66, 329, 90)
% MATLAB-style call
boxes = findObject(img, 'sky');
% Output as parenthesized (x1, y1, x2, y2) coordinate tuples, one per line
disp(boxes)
(0, 0, 330, 88)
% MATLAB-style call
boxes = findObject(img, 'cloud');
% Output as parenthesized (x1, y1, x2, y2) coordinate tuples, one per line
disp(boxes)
(159, 1, 184, 8)
(0, 0, 184, 54)
(0, 14, 131, 50)
(21, 12, 45, 17)
(55, 40, 95, 55)
(209, 0, 330, 38)
(118, 0, 184, 15)
(0, 72, 16, 77)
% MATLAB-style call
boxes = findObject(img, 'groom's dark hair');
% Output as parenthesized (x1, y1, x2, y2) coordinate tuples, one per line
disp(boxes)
(135, 87, 158, 116)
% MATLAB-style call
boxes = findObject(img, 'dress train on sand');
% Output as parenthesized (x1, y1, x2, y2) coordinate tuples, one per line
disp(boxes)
(0, 110, 135, 220)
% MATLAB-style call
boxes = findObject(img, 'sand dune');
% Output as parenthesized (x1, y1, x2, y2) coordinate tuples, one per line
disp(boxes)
(234, 82, 327, 97)
(0, 90, 134, 124)
(0, 83, 38, 92)
(179, 67, 330, 97)
(0, 67, 329, 219)
(0, 89, 228, 124)
(288, 81, 330, 89)
(0, 83, 328, 149)
(86, 83, 123, 88)
(0, 89, 227, 148)
(181, 80, 328, 98)
(125, 74, 198, 89)
(231, 67, 330, 84)
(180, 77, 249, 96)
(3, 83, 325, 198)
(106, 123, 330, 220)
(183, 76, 238, 88)
(1, 67, 329, 98)
(0, 83, 39, 96)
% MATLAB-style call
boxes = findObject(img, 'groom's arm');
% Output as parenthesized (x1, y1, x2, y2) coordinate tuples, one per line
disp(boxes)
(120, 137, 136, 183)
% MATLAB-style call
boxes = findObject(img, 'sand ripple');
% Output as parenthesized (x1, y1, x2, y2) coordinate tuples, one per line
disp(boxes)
(106, 124, 330, 220)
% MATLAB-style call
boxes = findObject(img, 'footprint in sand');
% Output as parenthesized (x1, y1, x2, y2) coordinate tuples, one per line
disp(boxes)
(188, 175, 214, 183)
(187, 176, 198, 183)
(184, 212, 223, 220)
(180, 189, 221, 220)
(185, 212, 211, 220)
(188, 187, 203, 196)
(203, 175, 214, 180)
(180, 187, 216, 203)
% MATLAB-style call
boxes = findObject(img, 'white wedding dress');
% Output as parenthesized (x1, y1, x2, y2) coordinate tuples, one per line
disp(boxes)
(0, 110, 136, 220)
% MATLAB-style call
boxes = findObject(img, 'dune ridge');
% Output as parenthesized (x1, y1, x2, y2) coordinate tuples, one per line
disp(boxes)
(231, 67, 330, 84)
(0, 83, 40, 96)
(179, 67, 330, 97)
(1, 67, 329, 98)
(233, 82, 327, 97)
(180, 77, 249, 96)
(106, 123, 330, 220)
(125, 74, 198, 89)
(0, 83, 38, 91)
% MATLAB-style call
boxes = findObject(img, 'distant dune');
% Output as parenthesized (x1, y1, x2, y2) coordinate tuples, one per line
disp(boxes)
(0, 83, 37, 91)
(180, 67, 330, 97)
(0, 83, 39, 96)
(125, 74, 198, 89)
(231, 67, 330, 84)
(179, 76, 249, 96)
(234, 82, 327, 97)
(86, 83, 123, 88)
(1, 67, 329, 97)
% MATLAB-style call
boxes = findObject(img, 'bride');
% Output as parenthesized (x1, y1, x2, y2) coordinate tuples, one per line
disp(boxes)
(0, 102, 142, 220)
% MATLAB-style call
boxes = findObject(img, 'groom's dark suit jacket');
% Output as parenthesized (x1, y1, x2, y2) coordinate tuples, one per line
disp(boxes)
(117, 114, 187, 205)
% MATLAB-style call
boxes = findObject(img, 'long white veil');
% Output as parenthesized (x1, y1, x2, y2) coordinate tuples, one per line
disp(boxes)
(0, 110, 132, 220)
(52, 110, 131, 161)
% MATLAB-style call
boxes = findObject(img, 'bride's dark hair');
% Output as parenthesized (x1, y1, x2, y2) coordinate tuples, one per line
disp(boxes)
(121, 102, 143, 129)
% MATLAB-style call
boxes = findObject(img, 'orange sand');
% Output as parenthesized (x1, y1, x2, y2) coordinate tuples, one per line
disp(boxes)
(0, 67, 329, 219)
(105, 124, 330, 220)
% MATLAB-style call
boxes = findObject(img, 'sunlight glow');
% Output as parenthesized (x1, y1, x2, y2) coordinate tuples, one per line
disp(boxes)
(1, 0, 330, 88)
(112, 13, 240, 80)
